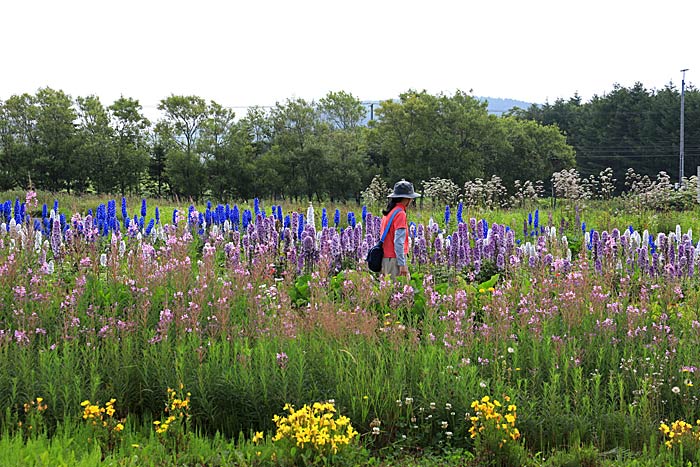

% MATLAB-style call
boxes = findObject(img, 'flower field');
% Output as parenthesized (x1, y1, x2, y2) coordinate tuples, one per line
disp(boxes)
(2, 192, 700, 465)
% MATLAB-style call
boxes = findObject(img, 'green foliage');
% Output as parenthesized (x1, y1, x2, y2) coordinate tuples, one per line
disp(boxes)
(512, 82, 700, 191)
(289, 274, 311, 308)
(0, 87, 578, 201)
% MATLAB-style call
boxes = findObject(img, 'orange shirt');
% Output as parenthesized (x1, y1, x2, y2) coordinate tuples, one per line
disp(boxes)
(380, 204, 408, 257)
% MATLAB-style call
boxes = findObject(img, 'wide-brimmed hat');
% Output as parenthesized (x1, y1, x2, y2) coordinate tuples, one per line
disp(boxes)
(388, 180, 421, 199)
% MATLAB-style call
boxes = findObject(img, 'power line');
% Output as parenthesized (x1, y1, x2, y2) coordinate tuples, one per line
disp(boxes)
(581, 153, 700, 159)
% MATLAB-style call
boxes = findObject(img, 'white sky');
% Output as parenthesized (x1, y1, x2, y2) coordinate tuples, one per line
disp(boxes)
(1, 0, 698, 119)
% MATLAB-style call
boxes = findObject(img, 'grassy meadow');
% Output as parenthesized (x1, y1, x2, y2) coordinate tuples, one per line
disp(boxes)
(2, 190, 700, 466)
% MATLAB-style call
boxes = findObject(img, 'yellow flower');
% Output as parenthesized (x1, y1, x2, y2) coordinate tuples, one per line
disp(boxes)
(252, 431, 264, 444)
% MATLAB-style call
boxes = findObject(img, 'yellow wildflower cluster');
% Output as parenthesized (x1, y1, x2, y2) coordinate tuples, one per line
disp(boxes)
(659, 419, 700, 449)
(469, 396, 520, 447)
(19, 397, 49, 434)
(272, 401, 358, 455)
(154, 415, 177, 434)
(167, 387, 191, 412)
(80, 399, 124, 432)
(23, 397, 48, 414)
(154, 386, 190, 436)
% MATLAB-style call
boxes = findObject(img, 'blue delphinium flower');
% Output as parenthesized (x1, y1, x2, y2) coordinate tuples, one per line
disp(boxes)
(42, 203, 48, 219)
(298, 214, 304, 239)
(53, 199, 59, 214)
(14, 198, 21, 224)
(334, 209, 340, 228)
(254, 198, 260, 216)
(207, 200, 212, 211)
(348, 212, 356, 228)
(581, 221, 586, 233)
(141, 199, 147, 218)
(155, 207, 160, 224)
(242, 209, 252, 229)
(534, 209, 539, 229)
(107, 199, 116, 220)
(362, 205, 367, 225)
(172, 209, 178, 225)
(277, 206, 282, 222)
(34, 219, 41, 231)
(444, 205, 450, 228)
(322, 208, 328, 228)
(3, 201, 10, 223)
(457, 202, 464, 224)
(528, 212, 532, 226)
(629, 225, 634, 234)
(232, 205, 240, 229)
(482, 219, 488, 238)
(121, 197, 128, 222)
(145, 218, 155, 236)
(284, 214, 291, 229)
(185, 206, 194, 226)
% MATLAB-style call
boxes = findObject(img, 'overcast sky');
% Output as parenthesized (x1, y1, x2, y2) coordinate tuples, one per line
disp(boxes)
(1, 0, 698, 119)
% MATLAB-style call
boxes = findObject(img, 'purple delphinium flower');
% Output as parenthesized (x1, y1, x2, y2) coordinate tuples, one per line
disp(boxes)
(276, 352, 288, 369)
(496, 253, 505, 270)
(50, 219, 62, 257)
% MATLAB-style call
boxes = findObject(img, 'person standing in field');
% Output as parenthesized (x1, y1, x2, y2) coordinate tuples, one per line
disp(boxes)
(380, 180, 421, 279)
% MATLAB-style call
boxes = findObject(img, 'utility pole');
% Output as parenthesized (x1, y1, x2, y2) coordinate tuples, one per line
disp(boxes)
(680, 69, 688, 185)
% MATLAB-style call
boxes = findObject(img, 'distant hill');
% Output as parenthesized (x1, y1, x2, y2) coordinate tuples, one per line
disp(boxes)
(477, 97, 536, 115)
(360, 96, 536, 124)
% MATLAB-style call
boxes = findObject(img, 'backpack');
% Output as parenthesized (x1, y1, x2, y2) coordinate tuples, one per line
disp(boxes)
(366, 208, 400, 273)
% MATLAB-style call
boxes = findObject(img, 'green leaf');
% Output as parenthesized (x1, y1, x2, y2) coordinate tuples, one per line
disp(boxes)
(477, 273, 500, 290)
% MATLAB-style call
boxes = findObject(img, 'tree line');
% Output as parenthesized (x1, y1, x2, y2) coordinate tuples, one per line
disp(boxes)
(509, 82, 700, 189)
(2, 83, 693, 202)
